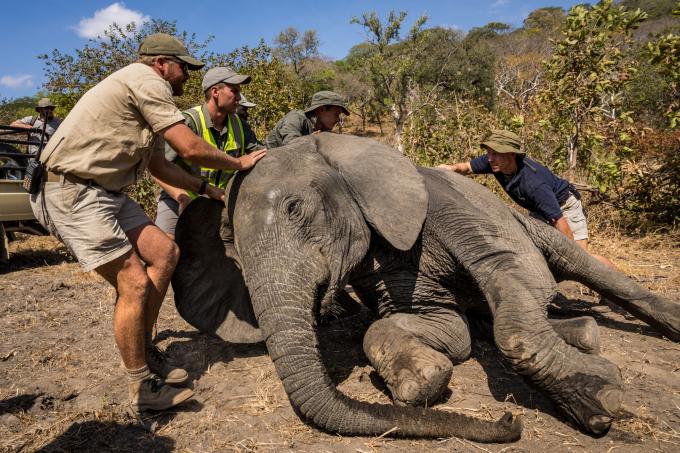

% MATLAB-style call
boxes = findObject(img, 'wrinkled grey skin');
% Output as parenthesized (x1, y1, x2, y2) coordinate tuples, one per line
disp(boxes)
(172, 133, 679, 441)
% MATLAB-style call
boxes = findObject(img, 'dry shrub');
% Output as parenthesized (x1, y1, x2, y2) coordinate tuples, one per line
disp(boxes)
(402, 95, 500, 167)
(617, 128, 680, 231)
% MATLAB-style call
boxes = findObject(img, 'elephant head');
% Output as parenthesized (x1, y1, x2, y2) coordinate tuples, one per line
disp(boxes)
(173, 133, 522, 442)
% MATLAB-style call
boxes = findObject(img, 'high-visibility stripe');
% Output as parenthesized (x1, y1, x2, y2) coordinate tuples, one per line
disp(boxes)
(181, 105, 245, 198)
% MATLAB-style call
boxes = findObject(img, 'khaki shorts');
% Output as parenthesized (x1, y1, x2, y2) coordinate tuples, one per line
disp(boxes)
(30, 179, 150, 271)
(530, 194, 589, 242)
(155, 195, 180, 235)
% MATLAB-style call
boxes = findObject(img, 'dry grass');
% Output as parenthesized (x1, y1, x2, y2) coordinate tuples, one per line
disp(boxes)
(2, 225, 679, 452)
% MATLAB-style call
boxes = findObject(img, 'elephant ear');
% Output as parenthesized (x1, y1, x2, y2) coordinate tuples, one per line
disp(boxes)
(312, 133, 428, 251)
(173, 197, 262, 343)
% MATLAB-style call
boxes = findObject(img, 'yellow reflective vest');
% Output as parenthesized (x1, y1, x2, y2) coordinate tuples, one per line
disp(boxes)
(181, 105, 245, 198)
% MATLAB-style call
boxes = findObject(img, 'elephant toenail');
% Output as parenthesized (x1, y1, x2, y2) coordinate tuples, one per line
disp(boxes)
(598, 387, 623, 414)
(588, 414, 612, 435)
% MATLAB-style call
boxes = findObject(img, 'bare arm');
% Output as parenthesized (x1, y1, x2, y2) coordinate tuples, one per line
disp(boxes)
(148, 153, 223, 202)
(162, 122, 266, 171)
(152, 175, 193, 213)
(9, 120, 32, 130)
(437, 162, 473, 175)
(552, 216, 574, 241)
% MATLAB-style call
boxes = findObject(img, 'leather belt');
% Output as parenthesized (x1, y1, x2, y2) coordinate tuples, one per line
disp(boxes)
(46, 170, 95, 186)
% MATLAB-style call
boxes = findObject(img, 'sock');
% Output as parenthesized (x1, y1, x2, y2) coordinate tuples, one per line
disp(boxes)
(126, 364, 151, 383)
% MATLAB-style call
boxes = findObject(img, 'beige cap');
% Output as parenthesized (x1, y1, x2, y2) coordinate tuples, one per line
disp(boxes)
(36, 97, 55, 110)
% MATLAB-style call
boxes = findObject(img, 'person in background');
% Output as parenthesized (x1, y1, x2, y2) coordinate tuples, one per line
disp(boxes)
(264, 90, 349, 149)
(236, 93, 257, 123)
(10, 97, 62, 155)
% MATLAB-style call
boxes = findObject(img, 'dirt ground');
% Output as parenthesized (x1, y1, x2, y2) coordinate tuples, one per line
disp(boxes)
(1, 232, 679, 452)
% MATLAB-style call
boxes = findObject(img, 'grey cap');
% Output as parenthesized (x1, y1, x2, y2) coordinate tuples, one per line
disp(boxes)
(202, 67, 251, 91)
(304, 91, 350, 116)
(138, 33, 205, 69)
(239, 93, 257, 108)
(35, 97, 55, 110)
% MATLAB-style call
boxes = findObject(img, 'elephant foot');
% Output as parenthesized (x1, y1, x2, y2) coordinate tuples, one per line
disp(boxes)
(549, 317, 601, 354)
(364, 318, 453, 406)
(550, 353, 623, 435)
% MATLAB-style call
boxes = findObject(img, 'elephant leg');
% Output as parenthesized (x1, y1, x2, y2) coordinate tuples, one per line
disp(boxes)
(514, 212, 680, 342)
(435, 201, 622, 434)
(469, 313, 600, 354)
(549, 317, 600, 354)
(363, 310, 471, 406)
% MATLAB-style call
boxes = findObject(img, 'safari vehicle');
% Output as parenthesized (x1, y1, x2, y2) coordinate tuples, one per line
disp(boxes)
(0, 125, 47, 262)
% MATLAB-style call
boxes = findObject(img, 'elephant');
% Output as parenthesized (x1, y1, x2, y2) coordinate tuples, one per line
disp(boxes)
(171, 133, 680, 442)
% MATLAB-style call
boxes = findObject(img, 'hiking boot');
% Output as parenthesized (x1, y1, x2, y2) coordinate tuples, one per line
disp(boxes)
(129, 373, 194, 412)
(146, 344, 189, 385)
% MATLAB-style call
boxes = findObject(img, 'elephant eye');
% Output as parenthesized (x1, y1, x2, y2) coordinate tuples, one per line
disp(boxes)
(285, 199, 303, 220)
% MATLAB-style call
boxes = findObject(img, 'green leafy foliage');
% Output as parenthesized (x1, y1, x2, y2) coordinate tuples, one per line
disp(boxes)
(40, 19, 212, 115)
(349, 11, 428, 150)
(539, 0, 647, 191)
(19, 3, 679, 231)
(646, 2, 680, 127)
(619, 130, 680, 229)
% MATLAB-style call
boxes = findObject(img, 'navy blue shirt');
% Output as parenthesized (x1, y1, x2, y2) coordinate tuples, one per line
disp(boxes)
(470, 155, 573, 222)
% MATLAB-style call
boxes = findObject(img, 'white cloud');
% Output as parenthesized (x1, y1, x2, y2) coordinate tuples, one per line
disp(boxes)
(0, 74, 34, 89)
(491, 0, 510, 8)
(73, 2, 150, 39)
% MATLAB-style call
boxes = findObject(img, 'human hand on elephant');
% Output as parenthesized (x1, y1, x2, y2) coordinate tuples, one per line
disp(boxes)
(203, 185, 224, 204)
(236, 148, 266, 171)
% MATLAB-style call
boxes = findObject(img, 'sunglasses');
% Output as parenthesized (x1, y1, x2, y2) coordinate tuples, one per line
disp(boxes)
(165, 57, 188, 74)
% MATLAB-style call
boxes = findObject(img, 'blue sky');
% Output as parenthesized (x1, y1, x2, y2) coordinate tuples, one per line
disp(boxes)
(0, 0, 584, 99)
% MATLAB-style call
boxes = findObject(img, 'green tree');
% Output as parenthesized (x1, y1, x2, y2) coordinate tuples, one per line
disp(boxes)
(647, 1, 680, 127)
(350, 10, 428, 151)
(540, 0, 647, 183)
(620, 0, 676, 19)
(273, 27, 320, 76)
(39, 19, 212, 114)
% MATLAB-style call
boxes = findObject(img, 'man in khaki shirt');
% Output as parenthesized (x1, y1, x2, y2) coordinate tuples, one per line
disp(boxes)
(30, 33, 266, 412)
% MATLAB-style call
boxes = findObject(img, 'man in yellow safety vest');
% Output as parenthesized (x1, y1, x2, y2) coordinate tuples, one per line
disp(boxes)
(155, 66, 264, 238)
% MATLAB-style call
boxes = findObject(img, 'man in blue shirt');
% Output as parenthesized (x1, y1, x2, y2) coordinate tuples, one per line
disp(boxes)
(438, 129, 615, 269)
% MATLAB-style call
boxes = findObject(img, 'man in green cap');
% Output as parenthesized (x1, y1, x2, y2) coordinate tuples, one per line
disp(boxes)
(438, 129, 615, 270)
(30, 33, 266, 413)
(264, 90, 349, 149)
(10, 97, 62, 155)
(155, 66, 264, 238)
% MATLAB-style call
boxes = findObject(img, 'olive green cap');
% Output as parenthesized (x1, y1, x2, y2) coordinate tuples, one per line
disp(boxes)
(35, 97, 55, 110)
(304, 91, 350, 116)
(138, 33, 205, 70)
(480, 129, 524, 154)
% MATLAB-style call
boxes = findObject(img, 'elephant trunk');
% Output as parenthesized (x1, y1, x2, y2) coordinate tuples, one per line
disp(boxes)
(245, 251, 522, 442)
